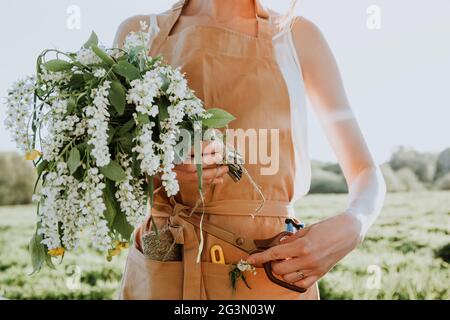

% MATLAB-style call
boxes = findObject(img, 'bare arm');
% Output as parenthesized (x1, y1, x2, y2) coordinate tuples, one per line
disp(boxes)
(292, 17, 386, 239)
(248, 17, 386, 289)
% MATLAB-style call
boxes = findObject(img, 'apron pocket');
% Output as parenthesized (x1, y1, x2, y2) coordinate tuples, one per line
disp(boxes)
(202, 262, 234, 300)
(202, 263, 307, 300)
(119, 242, 183, 300)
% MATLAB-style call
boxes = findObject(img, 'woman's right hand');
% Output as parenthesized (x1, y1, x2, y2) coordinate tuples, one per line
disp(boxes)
(173, 140, 229, 185)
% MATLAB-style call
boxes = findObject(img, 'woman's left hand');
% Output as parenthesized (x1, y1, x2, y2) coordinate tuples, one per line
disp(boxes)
(246, 213, 363, 289)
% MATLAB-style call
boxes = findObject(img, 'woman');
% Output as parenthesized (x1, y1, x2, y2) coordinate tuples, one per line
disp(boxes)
(114, 0, 386, 300)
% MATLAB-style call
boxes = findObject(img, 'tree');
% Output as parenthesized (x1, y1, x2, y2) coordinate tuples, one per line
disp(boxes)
(389, 146, 437, 182)
(434, 148, 450, 181)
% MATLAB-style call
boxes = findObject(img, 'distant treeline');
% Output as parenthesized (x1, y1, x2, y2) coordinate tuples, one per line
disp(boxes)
(0, 152, 36, 205)
(310, 146, 450, 193)
(0, 147, 449, 205)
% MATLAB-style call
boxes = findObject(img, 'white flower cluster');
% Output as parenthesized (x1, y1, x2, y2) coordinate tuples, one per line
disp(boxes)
(35, 162, 68, 250)
(79, 167, 112, 251)
(4, 76, 36, 152)
(159, 129, 180, 196)
(158, 68, 208, 195)
(93, 68, 106, 78)
(123, 21, 150, 54)
(85, 81, 111, 167)
(59, 171, 83, 250)
(75, 47, 102, 65)
(41, 99, 83, 161)
(166, 71, 189, 102)
(35, 163, 112, 251)
(115, 153, 147, 227)
(236, 259, 257, 275)
(177, 98, 208, 118)
(40, 66, 70, 85)
(127, 66, 211, 196)
(127, 69, 162, 117)
(162, 66, 209, 120)
(132, 121, 161, 177)
(123, 32, 150, 53)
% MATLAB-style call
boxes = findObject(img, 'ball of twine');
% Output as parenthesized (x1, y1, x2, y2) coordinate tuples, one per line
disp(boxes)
(142, 225, 182, 261)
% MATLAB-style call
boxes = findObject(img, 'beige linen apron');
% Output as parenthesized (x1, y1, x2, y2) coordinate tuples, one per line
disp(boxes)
(119, 0, 319, 300)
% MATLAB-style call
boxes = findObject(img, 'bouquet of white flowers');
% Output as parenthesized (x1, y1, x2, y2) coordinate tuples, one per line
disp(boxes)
(4, 27, 241, 272)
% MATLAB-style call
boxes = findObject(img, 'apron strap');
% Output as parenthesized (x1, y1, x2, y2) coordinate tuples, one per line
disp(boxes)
(256, 16, 274, 41)
(256, 0, 274, 41)
(169, 207, 206, 300)
(149, 0, 185, 56)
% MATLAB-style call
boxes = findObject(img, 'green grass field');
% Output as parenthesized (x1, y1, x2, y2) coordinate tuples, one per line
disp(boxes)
(0, 192, 449, 300)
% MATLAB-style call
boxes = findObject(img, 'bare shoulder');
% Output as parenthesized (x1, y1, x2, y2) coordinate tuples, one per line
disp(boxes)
(113, 8, 175, 48)
(118, 14, 150, 31)
(113, 15, 150, 47)
(291, 17, 323, 39)
(291, 17, 330, 55)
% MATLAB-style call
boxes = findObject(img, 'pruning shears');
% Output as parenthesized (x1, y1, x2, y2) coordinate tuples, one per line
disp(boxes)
(180, 214, 307, 293)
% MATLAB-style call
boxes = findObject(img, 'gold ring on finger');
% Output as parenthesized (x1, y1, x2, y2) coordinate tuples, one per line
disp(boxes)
(295, 270, 305, 281)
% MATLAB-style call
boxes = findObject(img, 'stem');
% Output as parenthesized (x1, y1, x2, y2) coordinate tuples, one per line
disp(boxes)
(47, 140, 74, 173)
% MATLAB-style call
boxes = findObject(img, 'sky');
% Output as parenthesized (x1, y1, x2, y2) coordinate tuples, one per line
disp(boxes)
(1, 0, 449, 164)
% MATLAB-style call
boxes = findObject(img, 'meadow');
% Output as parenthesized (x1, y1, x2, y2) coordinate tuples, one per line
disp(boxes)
(0, 191, 448, 300)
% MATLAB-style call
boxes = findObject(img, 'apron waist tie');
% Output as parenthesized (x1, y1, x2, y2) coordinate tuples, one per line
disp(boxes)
(148, 197, 295, 300)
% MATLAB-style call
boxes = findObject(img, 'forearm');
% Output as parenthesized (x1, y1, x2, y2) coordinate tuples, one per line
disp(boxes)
(344, 166, 386, 242)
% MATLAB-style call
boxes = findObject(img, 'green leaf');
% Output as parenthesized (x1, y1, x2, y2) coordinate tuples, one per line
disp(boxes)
(241, 273, 252, 290)
(76, 91, 87, 106)
(67, 95, 77, 114)
(109, 80, 126, 115)
(150, 55, 163, 67)
(43, 59, 73, 72)
(194, 127, 203, 192)
(158, 96, 170, 121)
(113, 207, 134, 241)
(68, 147, 81, 175)
(107, 125, 116, 144)
(103, 181, 133, 240)
(36, 54, 43, 76)
(148, 177, 154, 207)
(83, 31, 99, 48)
(116, 55, 128, 61)
(118, 118, 135, 136)
(136, 113, 150, 125)
(83, 72, 95, 83)
(100, 160, 127, 182)
(91, 44, 115, 66)
(128, 46, 146, 63)
(202, 108, 236, 128)
(68, 73, 85, 89)
(146, 178, 160, 240)
(103, 185, 117, 228)
(113, 60, 141, 81)
(36, 160, 49, 175)
(132, 151, 140, 178)
(115, 133, 134, 154)
(29, 232, 47, 275)
(44, 251, 55, 269)
(160, 73, 170, 92)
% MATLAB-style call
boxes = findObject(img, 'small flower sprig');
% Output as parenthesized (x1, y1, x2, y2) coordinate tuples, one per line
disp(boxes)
(229, 259, 257, 292)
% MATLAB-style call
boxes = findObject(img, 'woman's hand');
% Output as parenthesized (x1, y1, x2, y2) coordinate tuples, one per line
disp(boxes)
(174, 140, 229, 185)
(247, 213, 363, 289)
